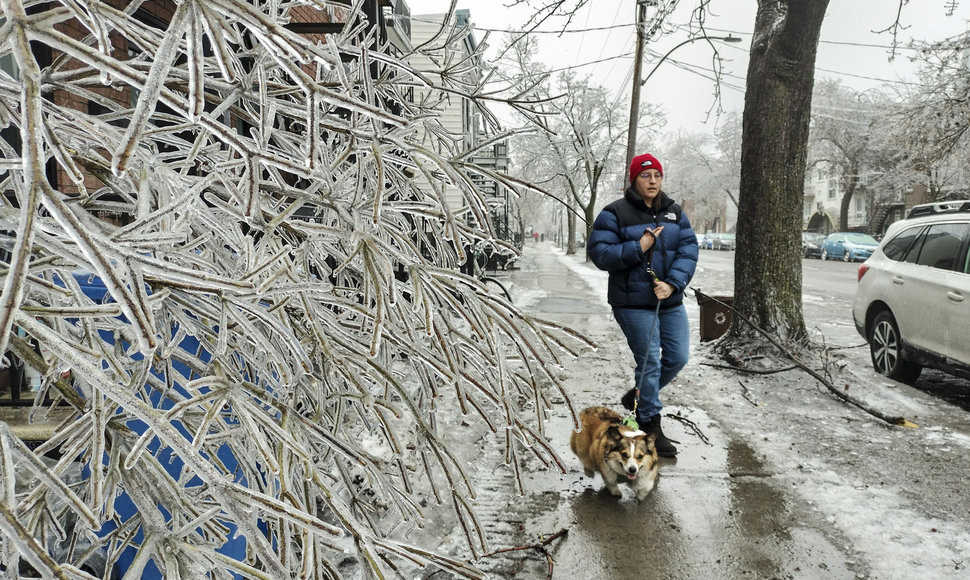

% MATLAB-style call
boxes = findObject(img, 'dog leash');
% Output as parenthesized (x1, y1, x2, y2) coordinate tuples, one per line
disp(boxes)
(621, 222, 666, 429)
(622, 268, 663, 429)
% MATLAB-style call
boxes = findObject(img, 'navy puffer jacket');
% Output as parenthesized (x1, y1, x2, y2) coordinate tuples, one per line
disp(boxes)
(588, 187, 698, 308)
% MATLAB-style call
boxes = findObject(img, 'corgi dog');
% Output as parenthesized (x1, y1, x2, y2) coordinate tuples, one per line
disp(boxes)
(570, 406, 659, 500)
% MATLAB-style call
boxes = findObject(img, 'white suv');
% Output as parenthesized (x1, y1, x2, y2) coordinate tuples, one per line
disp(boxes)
(852, 201, 970, 383)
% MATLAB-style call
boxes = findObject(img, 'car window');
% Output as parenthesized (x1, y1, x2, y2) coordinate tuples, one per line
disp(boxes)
(883, 225, 923, 261)
(846, 233, 878, 245)
(914, 223, 969, 271)
(903, 228, 928, 263)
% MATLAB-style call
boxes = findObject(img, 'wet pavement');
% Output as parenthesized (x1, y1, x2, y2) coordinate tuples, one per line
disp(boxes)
(454, 243, 857, 579)
(448, 242, 970, 580)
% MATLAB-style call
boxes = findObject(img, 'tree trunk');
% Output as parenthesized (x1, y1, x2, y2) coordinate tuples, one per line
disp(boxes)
(567, 204, 577, 254)
(729, 0, 830, 348)
(839, 180, 857, 231)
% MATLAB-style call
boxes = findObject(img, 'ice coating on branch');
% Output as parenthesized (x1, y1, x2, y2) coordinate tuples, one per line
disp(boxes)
(0, 1, 592, 577)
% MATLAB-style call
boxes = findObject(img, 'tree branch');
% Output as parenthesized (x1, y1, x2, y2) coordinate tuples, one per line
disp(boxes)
(474, 528, 569, 580)
(693, 289, 917, 428)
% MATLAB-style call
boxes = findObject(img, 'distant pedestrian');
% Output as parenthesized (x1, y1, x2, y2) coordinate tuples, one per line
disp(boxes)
(587, 153, 698, 456)
(533, 231, 539, 243)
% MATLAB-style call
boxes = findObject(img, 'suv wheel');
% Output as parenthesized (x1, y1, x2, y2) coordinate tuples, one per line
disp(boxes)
(821, 249, 828, 260)
(869, 310, 922, 383)
(842, 250, 851, 262)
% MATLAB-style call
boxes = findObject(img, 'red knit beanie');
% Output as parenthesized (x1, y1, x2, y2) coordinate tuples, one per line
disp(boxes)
(629, 153, 663, 183)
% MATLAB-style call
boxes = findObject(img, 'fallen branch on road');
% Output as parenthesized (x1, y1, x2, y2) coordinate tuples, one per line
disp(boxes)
(665, 413, 712, 446)
(473, 528, 568, 580)
(692, 289, 918, 429)
(701, 361, 798, 375)
(738, 380, 761, 407)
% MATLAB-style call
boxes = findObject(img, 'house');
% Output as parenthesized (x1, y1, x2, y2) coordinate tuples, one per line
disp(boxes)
(802, 161, 871, 233)
(803, 157, 970, 236)
(408, 9, 513, 240)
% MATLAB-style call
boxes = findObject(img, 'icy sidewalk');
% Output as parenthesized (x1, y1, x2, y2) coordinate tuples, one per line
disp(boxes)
(458, 242, 970, 580)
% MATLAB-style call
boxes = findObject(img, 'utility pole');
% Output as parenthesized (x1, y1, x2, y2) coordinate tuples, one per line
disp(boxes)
(625, 0, 648, 167)
(625, 1, 741, 167)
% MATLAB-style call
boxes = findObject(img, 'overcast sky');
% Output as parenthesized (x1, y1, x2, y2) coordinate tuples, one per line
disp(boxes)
(405, 1, 970, 141)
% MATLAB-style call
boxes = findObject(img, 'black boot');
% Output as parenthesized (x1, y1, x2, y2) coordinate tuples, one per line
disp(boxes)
(620, 388, 637, 411)
(639, 414, 678, 457)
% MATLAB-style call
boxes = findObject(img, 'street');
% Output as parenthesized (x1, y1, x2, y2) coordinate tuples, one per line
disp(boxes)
(454, 242, 970, 580)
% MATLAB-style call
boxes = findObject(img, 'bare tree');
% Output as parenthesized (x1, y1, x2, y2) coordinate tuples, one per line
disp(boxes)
(498, 33, 661, 256)
(809, 80, 900, 231)
(0, 2, 589, 578)
(534, 72, 641, 255)
(660, 113, 742, 234)
(888, 30, 970, 201)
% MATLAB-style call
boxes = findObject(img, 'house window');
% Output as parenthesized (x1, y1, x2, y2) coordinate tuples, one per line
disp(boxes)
(0, 54, 18, 79)
(0, 50, 19, 161)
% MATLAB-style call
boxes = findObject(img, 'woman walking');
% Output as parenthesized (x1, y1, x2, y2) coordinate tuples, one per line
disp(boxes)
(587, 153, 699, 456)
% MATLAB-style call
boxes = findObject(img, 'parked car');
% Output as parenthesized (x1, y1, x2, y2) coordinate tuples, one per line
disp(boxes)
(700, 232, 715, 250)
(801, 232, 826, 258)
(852, 200, 970, 383)
(713, 232, 736, 251)
(821, 232, 878, 261)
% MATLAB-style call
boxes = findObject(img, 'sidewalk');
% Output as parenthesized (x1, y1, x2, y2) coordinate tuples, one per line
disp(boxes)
(463, 241, 970, 580)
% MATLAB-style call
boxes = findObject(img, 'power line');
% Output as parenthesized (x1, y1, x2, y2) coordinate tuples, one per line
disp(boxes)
(656, 51, 917, 92)
(469, 22, 631, 35)
(701, 26, 928, 52)
(512, 39, 921, 89)
(657, 57, 746, 94)
(595, 0, 627, 76)
(410, 15, 929, 92)
(573, 0, 593, 65)
(815, 66, 921, 85)
(457, 18, 933, 53)
(543, 50, 637, 76)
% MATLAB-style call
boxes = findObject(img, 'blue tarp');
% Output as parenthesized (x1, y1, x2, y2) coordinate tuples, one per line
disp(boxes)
(72, 271, 247, 578)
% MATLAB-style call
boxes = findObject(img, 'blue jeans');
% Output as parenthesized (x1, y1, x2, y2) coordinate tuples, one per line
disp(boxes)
(613, 304, 690, 421)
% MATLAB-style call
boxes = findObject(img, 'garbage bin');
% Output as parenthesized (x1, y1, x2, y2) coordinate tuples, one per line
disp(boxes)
(697, 294, 733, 341)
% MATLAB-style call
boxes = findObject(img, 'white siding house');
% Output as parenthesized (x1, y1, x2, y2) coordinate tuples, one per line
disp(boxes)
(408, 10, 481, 213)
(803, 161, 872, 233)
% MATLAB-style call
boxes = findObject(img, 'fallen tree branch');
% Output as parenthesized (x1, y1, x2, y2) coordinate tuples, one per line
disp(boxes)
(474, 528, 568, 580)
(701, 361, 799, 375)
(692, 288, 917, 428)
(738, 380, 761, 407)
(665, 413, 712, 446)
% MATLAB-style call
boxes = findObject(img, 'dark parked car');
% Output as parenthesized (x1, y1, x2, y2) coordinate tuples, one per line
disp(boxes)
(821, 232, 879, 262)
(802, 232, 826, 258)
(853, 200, 970, 383)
